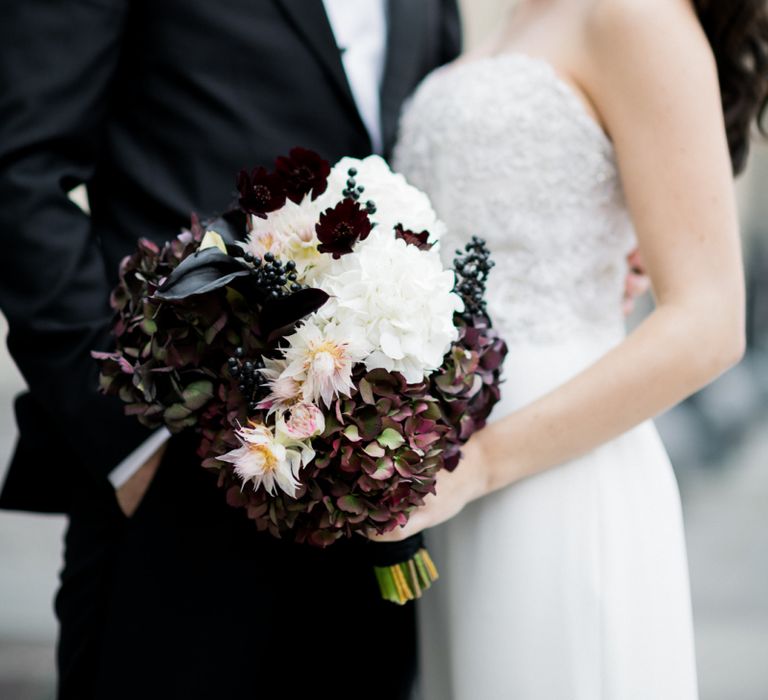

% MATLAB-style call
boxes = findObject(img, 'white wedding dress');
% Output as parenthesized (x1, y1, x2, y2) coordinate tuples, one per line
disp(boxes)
(392, 53, 699, 700)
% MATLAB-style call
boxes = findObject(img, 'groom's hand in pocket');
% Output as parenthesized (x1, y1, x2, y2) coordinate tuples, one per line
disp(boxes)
(115, 442, 168, 517)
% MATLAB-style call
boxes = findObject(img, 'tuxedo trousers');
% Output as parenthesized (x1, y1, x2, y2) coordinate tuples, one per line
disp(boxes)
(54, 430, 417, 699)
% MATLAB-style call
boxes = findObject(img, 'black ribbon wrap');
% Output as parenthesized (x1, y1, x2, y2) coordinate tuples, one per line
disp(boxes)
(365, 532, 425, 568)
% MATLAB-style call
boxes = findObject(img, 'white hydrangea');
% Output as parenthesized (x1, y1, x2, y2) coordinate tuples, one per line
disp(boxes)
(318, 155, 447, 241)
(315, 234, 464, 383)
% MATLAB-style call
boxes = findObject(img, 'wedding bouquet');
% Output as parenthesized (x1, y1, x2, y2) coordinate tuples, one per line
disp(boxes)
(94, 148, 507, 604)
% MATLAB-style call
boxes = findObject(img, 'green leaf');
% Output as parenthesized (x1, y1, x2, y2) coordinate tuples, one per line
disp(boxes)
(164, 403, 192, 421)
(170, 415, 198, 430)
(358, 377, 375, 405)
(204, 313, 228, 344)
(342, 425, 361, 442)
(182, 379, 214, 410)
(354, 405, 382, 440)
(363, 441, 386, 458)
(98, 374, 114, 392)
(337, 494, 365, 515)
(140, 317, 158, 334)
(321, 411, 342, 438)
(377, 427, 405, 450)
(370, 457, 395, 480)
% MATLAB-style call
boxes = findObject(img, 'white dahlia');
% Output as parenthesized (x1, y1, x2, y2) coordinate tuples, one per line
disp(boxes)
(280, 318, 370, 408)
(219, 420, 315, 497)
(257, 357, 301, 413)
(316, 234, 464, 383)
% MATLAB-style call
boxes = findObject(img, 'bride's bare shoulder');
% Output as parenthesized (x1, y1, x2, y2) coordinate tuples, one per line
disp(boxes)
(578, 0, 716, 92)
(582, 0, 704, 52)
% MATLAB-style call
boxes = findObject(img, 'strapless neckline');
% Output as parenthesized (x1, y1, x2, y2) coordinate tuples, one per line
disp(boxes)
(433, 51, 614, 153)
(392, 44, 636, 344)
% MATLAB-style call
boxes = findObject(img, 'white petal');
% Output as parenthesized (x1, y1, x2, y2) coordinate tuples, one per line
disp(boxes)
(274, 469, 299, 498)
(380, 328, 405, 360)
(364, 350, 395, 373)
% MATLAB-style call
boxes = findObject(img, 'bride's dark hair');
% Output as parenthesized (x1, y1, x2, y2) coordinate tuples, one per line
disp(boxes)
(694, 0, 768, 174)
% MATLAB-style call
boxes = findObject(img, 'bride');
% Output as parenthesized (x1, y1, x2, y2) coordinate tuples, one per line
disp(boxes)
(378, 0, 768, 697)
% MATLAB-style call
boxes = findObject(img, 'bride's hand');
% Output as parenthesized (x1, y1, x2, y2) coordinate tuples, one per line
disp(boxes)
(368, 436, 490, 543)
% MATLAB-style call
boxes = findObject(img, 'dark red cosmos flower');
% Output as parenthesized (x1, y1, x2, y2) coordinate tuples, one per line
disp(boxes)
(316, 199, 372, 258)
(394, 224, 434, 251)
(275, 147, 331, 204)
(237, 167, 287, 219)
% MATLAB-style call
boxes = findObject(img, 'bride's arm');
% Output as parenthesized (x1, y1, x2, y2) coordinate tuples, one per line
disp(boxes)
(375, 0, 746, 540)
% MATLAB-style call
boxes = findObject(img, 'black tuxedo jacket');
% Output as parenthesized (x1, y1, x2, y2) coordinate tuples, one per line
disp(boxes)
(0, 0, 461, 513)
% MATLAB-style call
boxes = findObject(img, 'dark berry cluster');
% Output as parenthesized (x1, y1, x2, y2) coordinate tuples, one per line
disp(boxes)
(342, 167, 377, 216)
(227, 347, 267, 412)
(241, 251, 305, 299)
(453, 236, 495, 319)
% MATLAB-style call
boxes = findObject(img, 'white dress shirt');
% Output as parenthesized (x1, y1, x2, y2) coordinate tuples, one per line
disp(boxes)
(109, 1, 388, 489)
(108, 424, 172, 489)
(322, 0, 388, 153)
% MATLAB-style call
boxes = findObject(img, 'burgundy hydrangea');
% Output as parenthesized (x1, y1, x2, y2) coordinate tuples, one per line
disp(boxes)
(237, 166, 287, 219)
(316, 199, 372, 258)
(275, 147, 331, 204)
(211, 310, 506, 547)
(92, 227, 227, 433)
(94, 224, 507, 547)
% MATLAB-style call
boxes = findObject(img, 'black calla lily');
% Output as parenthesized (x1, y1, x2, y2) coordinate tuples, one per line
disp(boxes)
(260, 287, 330, 343)
(153, 247, 251, 301)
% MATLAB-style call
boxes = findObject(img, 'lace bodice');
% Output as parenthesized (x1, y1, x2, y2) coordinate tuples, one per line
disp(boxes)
(392, 53, 637, 344)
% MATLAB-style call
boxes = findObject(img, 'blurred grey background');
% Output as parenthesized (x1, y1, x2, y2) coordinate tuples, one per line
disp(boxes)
(1, 1, 767, 698)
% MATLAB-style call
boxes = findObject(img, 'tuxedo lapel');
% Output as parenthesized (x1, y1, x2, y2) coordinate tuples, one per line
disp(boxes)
(273, 0, 363, 129)
(380, 0, 430, 156)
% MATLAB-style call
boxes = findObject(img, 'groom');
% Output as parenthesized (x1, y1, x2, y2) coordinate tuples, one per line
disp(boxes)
(0, 1, 461, 698)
